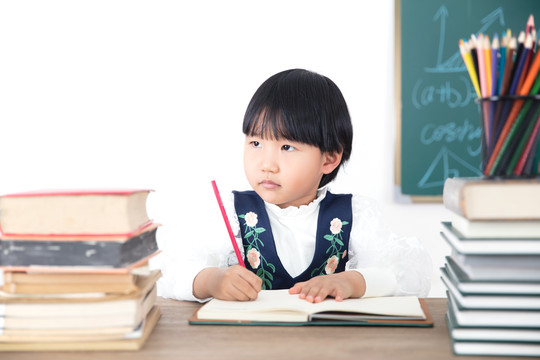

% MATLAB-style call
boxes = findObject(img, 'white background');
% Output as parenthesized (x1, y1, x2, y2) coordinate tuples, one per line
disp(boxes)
(0, 0, 452, 296)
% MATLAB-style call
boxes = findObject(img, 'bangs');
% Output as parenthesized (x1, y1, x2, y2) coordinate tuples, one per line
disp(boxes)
(243, 107, 305, 142)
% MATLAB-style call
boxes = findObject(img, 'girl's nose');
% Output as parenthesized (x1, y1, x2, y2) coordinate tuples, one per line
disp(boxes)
(261, 153, 279, 173)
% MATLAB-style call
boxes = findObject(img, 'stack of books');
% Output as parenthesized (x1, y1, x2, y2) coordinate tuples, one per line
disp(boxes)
(0, 189, 161, 351)
(441, 177, 540, 357)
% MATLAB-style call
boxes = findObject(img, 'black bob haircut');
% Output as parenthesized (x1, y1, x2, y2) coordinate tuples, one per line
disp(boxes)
(242, 69, 353, 188)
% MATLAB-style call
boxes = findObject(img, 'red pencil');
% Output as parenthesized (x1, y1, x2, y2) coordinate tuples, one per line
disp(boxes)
(211, 180, 246, 267)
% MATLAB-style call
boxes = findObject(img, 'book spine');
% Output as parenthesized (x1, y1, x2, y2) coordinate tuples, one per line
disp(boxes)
(443, 178, 467, 217)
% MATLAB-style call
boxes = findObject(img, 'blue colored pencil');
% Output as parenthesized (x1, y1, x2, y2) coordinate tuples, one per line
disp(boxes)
(497, 33, 507, 95)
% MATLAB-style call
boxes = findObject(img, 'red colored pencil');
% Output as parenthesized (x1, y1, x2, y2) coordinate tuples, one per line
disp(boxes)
(211, 180, 245, 267)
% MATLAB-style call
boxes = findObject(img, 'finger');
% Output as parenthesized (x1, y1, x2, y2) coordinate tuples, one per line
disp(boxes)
(333, 288, 347, 302)
(239, 269, 263, 293)
(313, 288, 331, 303)
(233, 274, 261, 301)
(230, 283, 257, 301)
(304, 285, 323, 303)
(288, 282, 305, 295)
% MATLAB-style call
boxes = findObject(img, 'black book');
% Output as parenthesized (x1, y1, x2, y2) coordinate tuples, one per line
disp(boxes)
(0, 226, 159, 268)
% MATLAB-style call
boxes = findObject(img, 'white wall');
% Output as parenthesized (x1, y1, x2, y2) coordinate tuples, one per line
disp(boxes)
(0, 0, 452, 296)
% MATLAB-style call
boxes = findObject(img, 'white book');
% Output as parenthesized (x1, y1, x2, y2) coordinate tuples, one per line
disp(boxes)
(451, 213, 540, 239)
(442, 268, 540, 310)
(445, 258, 540, 295)
(447, 292, 540, 328)
(441, 222, 540, 255)
(450, 252, 540, 281)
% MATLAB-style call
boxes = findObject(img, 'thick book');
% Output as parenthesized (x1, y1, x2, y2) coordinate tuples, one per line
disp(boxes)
(443, 177, 540, 220)
(0, 287, 156, 330)
(0, 270, 160, 330)
(441, 267, 540, 310)
(0, 189, 152, 236)
(0, 250, 161, 274)
(189, 289, 433, 327)
(450, 212, 540, 239)
(0, 305, 160, 351)
(441, 221, 540, 255)
(447, 291, 540, 328)
(449, 252, 540, 281)
(446, 306, 540, 343)
(0, 225, 159, 268)
(445, 258, 540, 295)
(0, 269, 160, 303)
(1, 267, 150, 294)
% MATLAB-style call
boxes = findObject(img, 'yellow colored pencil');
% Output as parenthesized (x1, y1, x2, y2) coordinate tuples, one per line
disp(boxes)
(459, 39, 481, 97)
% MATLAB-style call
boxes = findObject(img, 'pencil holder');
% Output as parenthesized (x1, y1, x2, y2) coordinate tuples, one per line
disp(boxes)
(476, 94, 540, 177)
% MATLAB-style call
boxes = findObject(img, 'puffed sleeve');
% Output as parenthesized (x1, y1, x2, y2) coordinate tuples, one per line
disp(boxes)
(346, 194, 432, 297)
(157, 192, 242, 302)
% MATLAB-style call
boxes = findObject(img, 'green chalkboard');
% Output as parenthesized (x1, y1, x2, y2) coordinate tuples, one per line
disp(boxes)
(398, 0, 540, 197)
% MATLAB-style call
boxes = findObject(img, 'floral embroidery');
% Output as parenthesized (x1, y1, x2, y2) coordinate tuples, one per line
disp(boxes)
(246, 248, 261, 269)
(239, 212, 276, 290)
(244, 211, 259, 227)
(325, 255, 339, 274)
(330, 218, 343, 234)
(311, 218, 349, 277)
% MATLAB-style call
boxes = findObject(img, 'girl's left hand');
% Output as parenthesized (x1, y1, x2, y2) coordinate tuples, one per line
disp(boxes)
(288, 271, 366, 303)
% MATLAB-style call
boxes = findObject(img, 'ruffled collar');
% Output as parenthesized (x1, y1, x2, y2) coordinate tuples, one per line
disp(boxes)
(264, 187, 328, 217)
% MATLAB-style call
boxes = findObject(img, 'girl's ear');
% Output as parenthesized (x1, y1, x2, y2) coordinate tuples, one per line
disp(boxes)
(322, 151, 343, 175)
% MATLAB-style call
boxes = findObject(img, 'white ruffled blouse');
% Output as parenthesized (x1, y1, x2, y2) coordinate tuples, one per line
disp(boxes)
(158, 187, 432, 301)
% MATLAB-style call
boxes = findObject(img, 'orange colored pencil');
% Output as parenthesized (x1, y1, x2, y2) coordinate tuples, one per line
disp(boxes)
(519, 37, 540, 95)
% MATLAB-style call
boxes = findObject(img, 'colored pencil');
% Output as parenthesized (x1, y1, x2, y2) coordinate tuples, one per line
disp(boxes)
(518, 36, 535, 91)
(484, 35, 493, 98)
(485, 34, 534, 175)
(211, 180, 246, 268)
(502, 100, 540, 175)
(500, 36, 517, 95)
(491, 35, 499, 96)
(509, 33, 533, 95)
(469, 35, 480, 84)
(519, 38, 540, 95)
(476, 34, 488, 98)
(509, 107, 540, 175)
(473, 34, 492, 151)
(496, 33, 507, 95)
(459, 40, 481, 98)
(524, 134, 540, 174)
(526, 14, 535, 36)
(513, 71, 540, 176)
(492, 36, 517, 148)
(510, 31, 526, 84)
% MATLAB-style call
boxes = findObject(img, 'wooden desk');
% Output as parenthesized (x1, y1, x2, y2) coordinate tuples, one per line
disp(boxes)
(4, 297, 526, 360)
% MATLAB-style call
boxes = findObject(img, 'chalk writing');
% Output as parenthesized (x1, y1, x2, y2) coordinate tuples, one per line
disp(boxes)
(411, 77, 476, 109)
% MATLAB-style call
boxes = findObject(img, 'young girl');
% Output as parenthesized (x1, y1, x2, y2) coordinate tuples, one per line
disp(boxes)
(163, 69, 431, 303)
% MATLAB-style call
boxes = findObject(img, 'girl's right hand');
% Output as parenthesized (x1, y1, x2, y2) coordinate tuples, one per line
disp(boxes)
(193, 265, 262, 301)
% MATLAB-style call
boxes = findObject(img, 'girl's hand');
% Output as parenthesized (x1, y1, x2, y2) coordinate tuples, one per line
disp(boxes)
(288, 271, 366, 303)
(193, 265, 262, 301)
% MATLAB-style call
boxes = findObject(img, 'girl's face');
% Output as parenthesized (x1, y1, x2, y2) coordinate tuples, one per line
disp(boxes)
(243, 135, 341, 209)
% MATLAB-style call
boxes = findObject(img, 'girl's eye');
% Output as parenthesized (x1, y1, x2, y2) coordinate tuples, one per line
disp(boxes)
(282, 144, 296, 151)
(251, 141, 261, 148)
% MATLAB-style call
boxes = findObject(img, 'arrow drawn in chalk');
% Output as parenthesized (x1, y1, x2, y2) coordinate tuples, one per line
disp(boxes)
(424, 7, 505, 73)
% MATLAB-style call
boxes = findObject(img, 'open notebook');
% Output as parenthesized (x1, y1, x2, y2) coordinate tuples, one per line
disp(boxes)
(189, 290, 433, 327)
